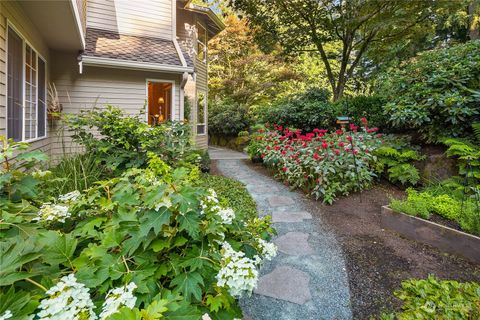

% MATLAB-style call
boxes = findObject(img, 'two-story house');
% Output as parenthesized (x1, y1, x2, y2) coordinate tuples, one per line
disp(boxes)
(0, 0, 223, 155)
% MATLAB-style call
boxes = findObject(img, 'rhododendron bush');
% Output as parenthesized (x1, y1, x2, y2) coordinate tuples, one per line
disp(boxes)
(248, 120, 383, 203)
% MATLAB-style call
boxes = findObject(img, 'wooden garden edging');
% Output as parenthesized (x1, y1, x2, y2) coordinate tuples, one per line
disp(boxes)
(381, 206, 480, 264)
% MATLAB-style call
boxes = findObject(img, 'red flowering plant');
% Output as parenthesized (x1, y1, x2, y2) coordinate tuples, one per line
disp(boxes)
(247, 121, 383, 204)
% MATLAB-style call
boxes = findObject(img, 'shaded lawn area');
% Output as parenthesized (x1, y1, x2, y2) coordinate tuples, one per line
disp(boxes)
(214, 160, 480, 319)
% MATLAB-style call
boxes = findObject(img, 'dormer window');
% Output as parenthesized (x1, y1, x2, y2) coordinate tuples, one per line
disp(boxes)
(196, 22, 207, 62)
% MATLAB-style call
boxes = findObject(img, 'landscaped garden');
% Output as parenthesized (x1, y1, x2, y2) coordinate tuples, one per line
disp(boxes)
(0, 108, 277, 319)
(3, 0, 480, 319)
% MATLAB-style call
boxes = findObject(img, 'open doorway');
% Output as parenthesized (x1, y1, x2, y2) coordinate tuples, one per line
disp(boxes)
(147, 81, 173, 126)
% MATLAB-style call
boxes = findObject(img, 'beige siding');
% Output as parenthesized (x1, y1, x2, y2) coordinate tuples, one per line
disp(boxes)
(0, 1, 50, 153)
(50, 51, 182, 156)
(87, 0, 173, 39)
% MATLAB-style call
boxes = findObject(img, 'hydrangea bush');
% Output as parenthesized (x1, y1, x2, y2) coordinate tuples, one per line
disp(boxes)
(248, 120, 383, 203)
(0, 138, 276, 319)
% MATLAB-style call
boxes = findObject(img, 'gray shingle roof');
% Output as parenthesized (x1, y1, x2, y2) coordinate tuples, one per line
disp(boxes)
(83, 28, 184, 67)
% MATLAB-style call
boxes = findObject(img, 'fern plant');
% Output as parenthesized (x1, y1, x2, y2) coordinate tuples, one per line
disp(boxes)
(442, 123, 480, 179)
(373, 138, 425, 186)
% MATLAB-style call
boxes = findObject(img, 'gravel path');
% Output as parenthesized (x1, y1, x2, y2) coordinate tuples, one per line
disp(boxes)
(210, 148, 352, 320)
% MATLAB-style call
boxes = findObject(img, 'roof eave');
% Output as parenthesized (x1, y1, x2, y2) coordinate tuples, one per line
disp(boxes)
(184, 3, 225, 36)
(81, 56, 194, 74)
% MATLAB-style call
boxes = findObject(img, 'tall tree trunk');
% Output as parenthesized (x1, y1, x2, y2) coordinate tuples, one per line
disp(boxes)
(469, 1, 480, 40)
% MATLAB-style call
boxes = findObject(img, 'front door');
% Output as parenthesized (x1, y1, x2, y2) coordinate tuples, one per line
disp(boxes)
(147, 81, 172, 126)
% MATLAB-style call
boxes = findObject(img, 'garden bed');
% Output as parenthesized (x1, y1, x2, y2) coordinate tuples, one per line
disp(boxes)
(381, 206, 480, 264)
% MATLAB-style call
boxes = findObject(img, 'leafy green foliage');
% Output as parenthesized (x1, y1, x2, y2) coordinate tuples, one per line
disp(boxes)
(390, 186, 480, 236)
(373, 137, 424, 186)
(197, 174, 258, 221)
(391, 275, 480, 319)
(65, 106, 197, 172)
(334, 95, 388, 129)
(208, 100, 250, 136)
(442, 135, 480, 179)
(0, 140, 274, 318)
(259, 88, 337, 132)
(380, 41, 480, 141)
(47, 153, 108, 195)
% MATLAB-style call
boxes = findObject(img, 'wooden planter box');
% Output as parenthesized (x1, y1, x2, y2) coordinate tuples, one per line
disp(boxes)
(381, 206, 480, 264)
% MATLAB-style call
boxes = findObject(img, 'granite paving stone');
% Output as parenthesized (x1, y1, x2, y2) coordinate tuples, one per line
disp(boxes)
(272, 210, 312, 223)
(268, 195, 295, 207)
(274, 232, 315, 256)
(254, 266, 312, 305)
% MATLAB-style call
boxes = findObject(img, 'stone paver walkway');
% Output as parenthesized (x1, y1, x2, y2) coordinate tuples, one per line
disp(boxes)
(210, 147, 352, 320)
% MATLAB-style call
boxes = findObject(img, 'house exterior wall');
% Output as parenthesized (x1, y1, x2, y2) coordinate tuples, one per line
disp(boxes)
(87, 0, 174, 39)
(177, 8, 209, 149)
(0, 1, 51, 153)
(50, 51, 182, 156)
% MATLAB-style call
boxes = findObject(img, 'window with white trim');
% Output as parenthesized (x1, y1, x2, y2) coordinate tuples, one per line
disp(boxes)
(196, 90, 207, 135)
(196, 22, 207, 62)
(7, 26, 47, 142)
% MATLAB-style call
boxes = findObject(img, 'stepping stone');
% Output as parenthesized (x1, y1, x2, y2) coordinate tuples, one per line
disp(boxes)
(272, 210, 312, 223)
(274, 232, 315, 256)
(254, 266, 312, 305)
(251, 185, 279, 193)
(267, 195, 295, 207)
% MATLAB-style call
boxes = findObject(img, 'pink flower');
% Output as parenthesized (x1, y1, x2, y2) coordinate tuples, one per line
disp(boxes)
(321, 143, 329, 149)
(282, 167, 288, 172)
(360, 117, 368, 124)
(338, 142, 345, 147)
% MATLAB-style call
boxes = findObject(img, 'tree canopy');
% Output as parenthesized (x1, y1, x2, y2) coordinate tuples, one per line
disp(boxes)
(231, 0, 468, 101)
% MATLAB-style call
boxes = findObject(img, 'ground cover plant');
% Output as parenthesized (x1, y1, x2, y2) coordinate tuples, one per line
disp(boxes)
(0, 131, 276, 319)
(389, 178, 480, 236)
(381, 275, 480, 319)
(247, 120, 383, 204)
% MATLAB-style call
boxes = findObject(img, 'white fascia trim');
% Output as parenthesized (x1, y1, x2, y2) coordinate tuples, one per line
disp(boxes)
(173, 38, 188, 68)
(69, 0, 86, 49)
(81, 56, 194, 74)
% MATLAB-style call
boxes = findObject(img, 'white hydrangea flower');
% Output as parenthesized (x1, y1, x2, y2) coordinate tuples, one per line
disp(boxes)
(257, 239, 277, 261)
(201, 314, 212, 320)
(33, 203, 71, 223)
(99, 282, 137, 319)
(216, 242, 259, 297)
(37, 274, 96, 320)
(58, 190, 81, 202)
(217, 208, 235, 224)
(0, 310, 12, 320)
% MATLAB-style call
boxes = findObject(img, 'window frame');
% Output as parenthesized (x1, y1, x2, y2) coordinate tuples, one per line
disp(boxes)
(196, 89, 207, 136)
(196, 21, 207, 63)
(145, 78, 176, 124)
(6, 21, 47, 143)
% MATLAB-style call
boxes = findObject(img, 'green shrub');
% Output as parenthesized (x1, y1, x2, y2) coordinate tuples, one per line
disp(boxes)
(65, 106, 194, 172)
(392, 275, 480, 319)
(208, 100, 250, 136)
(0, 142, 276, 319)
(379, 41, 480, 142)
(335, 95, 388, 129)
(259, 88, 338, 132)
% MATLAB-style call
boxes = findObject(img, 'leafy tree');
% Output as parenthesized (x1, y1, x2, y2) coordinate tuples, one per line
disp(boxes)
(231, 0, 466, 101)
(208, 15, 297, 107)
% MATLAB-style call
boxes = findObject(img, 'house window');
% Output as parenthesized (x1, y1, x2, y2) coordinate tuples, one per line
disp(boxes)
(196, 22, 207, 62)
(7, 26, 46, 141)
(147, 81, 173, 126)
(197, 90, 207, 135)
